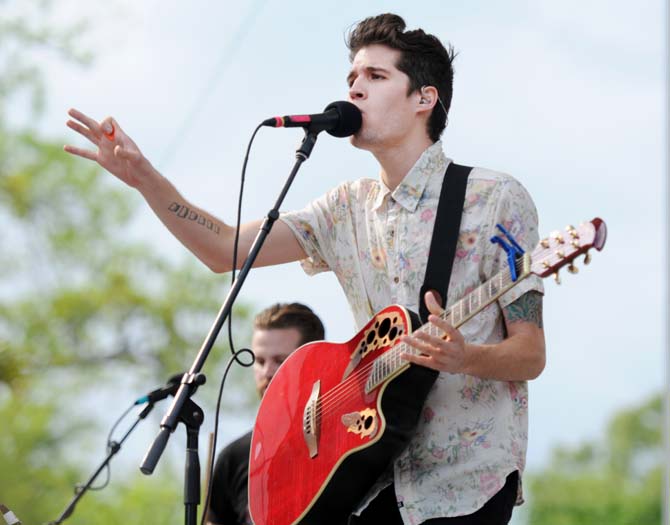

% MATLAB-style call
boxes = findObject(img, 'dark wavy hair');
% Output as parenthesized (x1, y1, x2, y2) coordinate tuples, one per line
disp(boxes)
(346, 13, 456, 142)
(253, 303, 325, 346)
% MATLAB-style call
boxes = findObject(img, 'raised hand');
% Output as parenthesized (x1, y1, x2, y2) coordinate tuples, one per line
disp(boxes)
(64, 108, 153, 188)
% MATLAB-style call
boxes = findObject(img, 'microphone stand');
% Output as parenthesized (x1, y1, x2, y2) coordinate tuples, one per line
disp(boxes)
(49, 402, 156, 525)
(140, 130, 321, 525)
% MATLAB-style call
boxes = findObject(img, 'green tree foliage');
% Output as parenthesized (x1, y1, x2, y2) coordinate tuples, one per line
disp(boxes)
(526, 393, 663, 525)
(0, 0, 92, 122)
(0, 4, 255, 523)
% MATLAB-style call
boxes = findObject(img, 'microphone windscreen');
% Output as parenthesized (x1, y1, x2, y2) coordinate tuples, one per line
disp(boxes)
(324, 101, 362, 138)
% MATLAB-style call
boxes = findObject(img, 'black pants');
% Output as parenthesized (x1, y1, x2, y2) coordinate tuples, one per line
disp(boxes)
(350, 471, 518, 525)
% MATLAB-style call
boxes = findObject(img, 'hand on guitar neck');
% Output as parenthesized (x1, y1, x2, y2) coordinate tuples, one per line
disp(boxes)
(401, 289, 546, 382)
(401, 290, 468, 372)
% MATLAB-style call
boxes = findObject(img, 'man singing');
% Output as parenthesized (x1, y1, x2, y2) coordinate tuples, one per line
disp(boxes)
(65, 13, 545, 524)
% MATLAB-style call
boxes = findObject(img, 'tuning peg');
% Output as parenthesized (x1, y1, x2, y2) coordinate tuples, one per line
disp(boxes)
(553, 232, 565, 244)
(567, 225, 579, 239)
(553, 272, 561, 285)
(568, 263, 578, 274)
(584, 251, 592, 265)
(541, 239, 550, 249)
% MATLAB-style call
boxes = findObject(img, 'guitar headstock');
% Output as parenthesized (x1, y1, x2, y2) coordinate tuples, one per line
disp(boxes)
(531, 218, 607, 283)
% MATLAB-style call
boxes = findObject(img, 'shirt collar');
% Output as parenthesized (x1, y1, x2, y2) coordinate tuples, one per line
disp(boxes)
(372, 141, 448, 213)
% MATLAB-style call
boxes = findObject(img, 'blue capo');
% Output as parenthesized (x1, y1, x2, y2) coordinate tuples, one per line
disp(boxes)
(490, 224, 525, 281)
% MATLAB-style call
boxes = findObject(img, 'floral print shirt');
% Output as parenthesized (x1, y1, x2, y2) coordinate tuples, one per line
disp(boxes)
(280, 141, 544, 523)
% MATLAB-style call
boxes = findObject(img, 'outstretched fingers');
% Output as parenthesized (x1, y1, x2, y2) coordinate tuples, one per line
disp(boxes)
(67, 108, 102, 135)
(66, 118, 98, 144)
(63, 144, 98, 161)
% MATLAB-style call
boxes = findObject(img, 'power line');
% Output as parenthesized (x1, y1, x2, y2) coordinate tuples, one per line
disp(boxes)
(158, 0, 268, 169)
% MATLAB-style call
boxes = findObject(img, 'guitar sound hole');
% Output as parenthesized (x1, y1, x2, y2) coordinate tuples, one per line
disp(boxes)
(364, 416, 373, 430)
(366, 331, 376, 344)
(378, 318, 391, 338)
(389, 327, 398, 340)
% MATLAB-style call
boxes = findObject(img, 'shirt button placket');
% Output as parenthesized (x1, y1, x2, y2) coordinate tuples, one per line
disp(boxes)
(387, 200, 399, 295)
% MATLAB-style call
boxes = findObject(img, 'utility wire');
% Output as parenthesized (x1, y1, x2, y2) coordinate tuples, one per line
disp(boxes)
(158, 0, 268, 170)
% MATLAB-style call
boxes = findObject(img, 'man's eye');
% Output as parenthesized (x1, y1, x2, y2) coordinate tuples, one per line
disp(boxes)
(371, 74, 384, 80)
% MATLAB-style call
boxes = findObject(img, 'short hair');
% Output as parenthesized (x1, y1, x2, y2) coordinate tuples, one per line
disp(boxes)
(346, 13, 456, 142)
(253, 303, 325, 346)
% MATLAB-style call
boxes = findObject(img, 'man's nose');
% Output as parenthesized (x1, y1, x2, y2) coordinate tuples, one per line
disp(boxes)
(348, 79, 366, 101)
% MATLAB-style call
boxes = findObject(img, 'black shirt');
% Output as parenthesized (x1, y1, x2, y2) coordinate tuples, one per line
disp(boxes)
(208, 430, 253, 525)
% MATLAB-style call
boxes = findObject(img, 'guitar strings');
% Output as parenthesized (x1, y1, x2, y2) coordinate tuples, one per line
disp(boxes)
(316, 277, 515, 419)
(314, 308, 458, 420)
(314, 318, 456, 422)
(311, 313, 444, 419)
(317, 262, 520, 409)
(313, 260, 526, 422)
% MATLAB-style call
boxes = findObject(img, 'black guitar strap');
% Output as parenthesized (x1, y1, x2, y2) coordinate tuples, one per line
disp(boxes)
(419, 162, 472, 323)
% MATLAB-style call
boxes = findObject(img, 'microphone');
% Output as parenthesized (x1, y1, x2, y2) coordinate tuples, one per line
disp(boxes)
(262, 100, 362, 137)
(134, 372, 184, 405)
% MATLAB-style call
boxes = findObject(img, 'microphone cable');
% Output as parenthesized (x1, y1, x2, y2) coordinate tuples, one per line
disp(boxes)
(77, 402, 136, 496)
(45, 400, 137, 525)
(201, 122, 263, 525)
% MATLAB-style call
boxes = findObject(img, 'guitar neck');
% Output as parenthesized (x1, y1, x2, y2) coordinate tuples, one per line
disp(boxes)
(442, 253, 531, 329)
(365, 253, 531, 393)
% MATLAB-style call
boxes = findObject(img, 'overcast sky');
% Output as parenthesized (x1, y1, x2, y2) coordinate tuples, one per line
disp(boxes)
(14, 0, 667, 502)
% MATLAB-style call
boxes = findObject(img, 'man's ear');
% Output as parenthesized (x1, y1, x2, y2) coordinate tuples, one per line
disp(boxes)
(417, 85, 439, 113)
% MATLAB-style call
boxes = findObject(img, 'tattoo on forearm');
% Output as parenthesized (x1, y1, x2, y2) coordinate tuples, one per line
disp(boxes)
(503, 291, 543, 328)
(168, 202, 220, 234)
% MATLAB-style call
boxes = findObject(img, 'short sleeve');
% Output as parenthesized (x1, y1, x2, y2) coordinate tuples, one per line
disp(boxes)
(279, 182, 352, 276)
(485, 177, 544, 308)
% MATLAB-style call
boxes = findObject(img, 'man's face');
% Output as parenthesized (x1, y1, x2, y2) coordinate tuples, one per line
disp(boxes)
(346, 44, 419, 151)
(252, 327, 303, 398)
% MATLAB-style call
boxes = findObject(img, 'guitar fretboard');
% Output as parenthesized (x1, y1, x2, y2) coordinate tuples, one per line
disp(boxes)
(365, 254, 531, 393)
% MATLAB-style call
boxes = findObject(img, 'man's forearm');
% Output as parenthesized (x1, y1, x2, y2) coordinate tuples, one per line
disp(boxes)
(462, 291, 546, 381)
(461, 329, 545, 381)
(137, 171, 234, 272)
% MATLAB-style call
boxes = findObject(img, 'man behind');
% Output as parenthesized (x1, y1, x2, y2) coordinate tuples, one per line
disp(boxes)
(65, 13, 546, 525)
(207, 303, 325, 525)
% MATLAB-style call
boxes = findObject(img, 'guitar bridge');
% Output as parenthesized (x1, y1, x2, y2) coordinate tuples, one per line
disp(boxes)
(302, 380, 321, 458)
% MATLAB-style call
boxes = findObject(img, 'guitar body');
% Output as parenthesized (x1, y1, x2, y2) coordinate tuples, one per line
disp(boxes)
(248, 305, 438, 525)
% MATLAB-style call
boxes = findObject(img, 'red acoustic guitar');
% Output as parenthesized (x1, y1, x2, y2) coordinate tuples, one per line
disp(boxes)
(249, 218, 607, 525)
